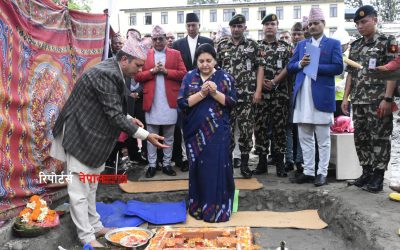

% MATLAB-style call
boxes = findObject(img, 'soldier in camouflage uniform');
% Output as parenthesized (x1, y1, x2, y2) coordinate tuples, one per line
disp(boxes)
(216, 14, 265, 178)
(342, 5, 399, 193)
(253, 14, 292, 177)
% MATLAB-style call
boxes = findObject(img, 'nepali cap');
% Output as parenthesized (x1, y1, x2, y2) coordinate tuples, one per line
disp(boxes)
(186, 13, 199, 23)
(151, 25, 166, 37)
(262, 14, 278, 25)
(308, 7, 325, 22)
(121, 37, 152, 60)
(302, 16, 309, 28)
(354, 5, 377, 22)
(229, 14, 246, 26)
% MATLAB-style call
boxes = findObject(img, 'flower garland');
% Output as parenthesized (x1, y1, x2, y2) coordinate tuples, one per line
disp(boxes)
(19, 195, 56, 223)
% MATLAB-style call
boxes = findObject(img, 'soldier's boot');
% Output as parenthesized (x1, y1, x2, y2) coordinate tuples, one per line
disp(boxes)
(252, 154, 268, 175)
(275, 153, 287, 177)
(240, 154, 252, 179)
(352, 165, 373, 187)
(364, 169, 385, 193)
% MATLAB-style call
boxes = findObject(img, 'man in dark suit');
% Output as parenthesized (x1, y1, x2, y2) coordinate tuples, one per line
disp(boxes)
(172, 13, 213, 172)
(50, 37, 167, 247)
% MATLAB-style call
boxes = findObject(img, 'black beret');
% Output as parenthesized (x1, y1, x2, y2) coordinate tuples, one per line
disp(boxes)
(354, 5, 377, 22)
(186, 13, 199, 23)
(229, 14, 246, 26)
(261, 14, 278, 24)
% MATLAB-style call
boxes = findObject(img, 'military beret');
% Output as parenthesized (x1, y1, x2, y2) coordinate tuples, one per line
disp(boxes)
(354, 5, 377, 22)
(261, 14, 278, 24)
(229, 14, 246, 26)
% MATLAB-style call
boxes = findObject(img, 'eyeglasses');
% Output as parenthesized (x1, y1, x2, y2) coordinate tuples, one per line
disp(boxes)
(152, 37, 165, 42)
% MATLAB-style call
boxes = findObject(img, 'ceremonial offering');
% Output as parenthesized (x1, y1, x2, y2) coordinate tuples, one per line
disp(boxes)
(146, 226, 256, 249)
(13, 195, 60, 237)
(105, 227, 154, 247)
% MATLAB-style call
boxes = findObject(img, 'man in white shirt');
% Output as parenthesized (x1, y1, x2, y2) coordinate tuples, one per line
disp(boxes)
(287, 7, 343, 187)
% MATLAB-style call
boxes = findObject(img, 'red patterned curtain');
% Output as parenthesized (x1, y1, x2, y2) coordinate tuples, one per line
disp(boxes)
(0, 0, 106, 218)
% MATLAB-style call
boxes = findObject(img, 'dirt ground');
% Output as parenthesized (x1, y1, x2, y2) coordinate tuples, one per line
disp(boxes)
(1, 106, 400, 250)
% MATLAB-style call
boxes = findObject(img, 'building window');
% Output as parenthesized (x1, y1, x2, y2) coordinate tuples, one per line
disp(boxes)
(330, 4, 338, 17)
(177, 33, 185, 39)
(161, 12, 168, 24)
(223, 9, 236, 22)
(144, 13, 152, 25)
(329, 27, 337, 37)
(210, 9, 217, 22)
(194, 10, 200, 20)
(258, 7, 266, 20)
(177, 11, 184, 24)
(241, 8, 249, 21)
(129, 14, 136, 26)
(293, 6, 301, 19)
(258, 30, 264, 40)
(276, 7, 283, 20)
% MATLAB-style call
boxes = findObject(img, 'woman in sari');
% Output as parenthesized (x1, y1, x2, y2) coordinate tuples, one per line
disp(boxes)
(178, 44, 237, 222)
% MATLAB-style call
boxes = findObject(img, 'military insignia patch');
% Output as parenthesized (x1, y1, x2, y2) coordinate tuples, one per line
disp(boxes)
(272, 15, 276, 20)
(239, 17, 243, 22)
(359, 11, 365, 17)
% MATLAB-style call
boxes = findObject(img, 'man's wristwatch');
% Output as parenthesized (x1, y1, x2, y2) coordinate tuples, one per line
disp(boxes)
(150, 68, 155, 74)
(384, 96, 393, 102)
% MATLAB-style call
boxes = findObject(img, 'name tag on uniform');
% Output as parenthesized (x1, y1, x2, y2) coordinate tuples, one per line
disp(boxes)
(277, 59, 283, 69)
(368, 58, 376, 69)
(246, 59, 252, 71)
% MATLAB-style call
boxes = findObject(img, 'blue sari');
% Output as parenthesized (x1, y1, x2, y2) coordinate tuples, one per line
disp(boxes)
(178, 68, 237, 222)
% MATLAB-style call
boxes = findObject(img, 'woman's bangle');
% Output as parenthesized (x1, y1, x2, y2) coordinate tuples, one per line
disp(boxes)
(199, 91, 205, 98)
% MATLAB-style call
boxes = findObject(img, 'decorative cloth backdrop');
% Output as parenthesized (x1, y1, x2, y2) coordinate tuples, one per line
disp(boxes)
(0, 0, 106, 218)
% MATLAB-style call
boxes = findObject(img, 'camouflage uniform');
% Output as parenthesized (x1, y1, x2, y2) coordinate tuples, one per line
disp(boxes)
(216, 37, 265, 155)
(255, 39, 292, 156)
(346, 33, 398, 170)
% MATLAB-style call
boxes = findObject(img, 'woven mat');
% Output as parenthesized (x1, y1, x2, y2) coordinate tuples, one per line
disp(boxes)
(170, 210, 327, 230)
(119, 178, 263, 193)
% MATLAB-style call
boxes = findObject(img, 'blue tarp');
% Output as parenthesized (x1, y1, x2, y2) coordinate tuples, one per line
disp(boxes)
(96, 200, 145, 228)
(125, 200, 187, 225)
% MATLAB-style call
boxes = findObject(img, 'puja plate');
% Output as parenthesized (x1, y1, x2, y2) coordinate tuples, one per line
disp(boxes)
(105, 227, 154, 247)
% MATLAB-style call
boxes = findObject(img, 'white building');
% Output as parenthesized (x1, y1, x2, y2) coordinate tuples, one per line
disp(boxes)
(116, 0, 345, 40)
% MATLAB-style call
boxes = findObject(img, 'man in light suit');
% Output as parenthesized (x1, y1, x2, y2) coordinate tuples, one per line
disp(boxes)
(172, 13, 213, 172)
(287, 7, 343, 186)
(135, 25, 187, 178)
(51, 37, 167, 247)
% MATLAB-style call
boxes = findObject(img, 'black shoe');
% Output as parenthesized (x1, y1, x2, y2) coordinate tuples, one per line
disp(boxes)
(253, 154, 268, 175)
(181, 160, 189, 172)
(363, 169, 384, 193)
(295, 173, 315, 184)
(314, 174, 327, 187)
(156, 160, 162, 171)
(145, 167, 156, 178)
(233, 158, 241, 169)
(275, 153, 287, 177)
(162, 166, 177, 176)
(284, 162, 294, 172)
(240, 154, 252, 179)
(351, 165, 373, 188)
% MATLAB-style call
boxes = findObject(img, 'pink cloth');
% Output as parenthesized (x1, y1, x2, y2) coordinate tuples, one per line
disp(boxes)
(118, 132, 129, 142)
(330, 116, 354, 133)
(152, 25, 166, 37)
(385, 56, 400, 71)
(121, 37, 152, 60)
(308, 7, 325, 22)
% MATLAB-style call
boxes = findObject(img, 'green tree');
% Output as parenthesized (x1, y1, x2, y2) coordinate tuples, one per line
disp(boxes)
(371, 0, 400, 22)
(53, 0, 91, 12)
(344, 0, 364, 8)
